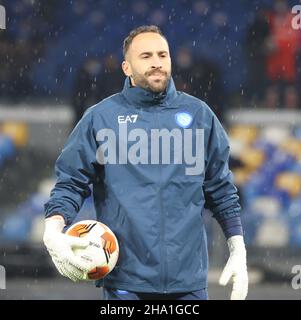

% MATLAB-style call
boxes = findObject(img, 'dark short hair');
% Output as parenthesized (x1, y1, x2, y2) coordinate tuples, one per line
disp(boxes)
(123, 25, 167, 58)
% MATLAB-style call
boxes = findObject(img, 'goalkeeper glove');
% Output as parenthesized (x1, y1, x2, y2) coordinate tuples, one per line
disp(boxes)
(219, 235, 248, 300)
(43, 215, 91, 282)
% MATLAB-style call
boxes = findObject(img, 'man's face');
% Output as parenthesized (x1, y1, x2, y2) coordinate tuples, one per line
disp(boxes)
(122, 32, 172, 93)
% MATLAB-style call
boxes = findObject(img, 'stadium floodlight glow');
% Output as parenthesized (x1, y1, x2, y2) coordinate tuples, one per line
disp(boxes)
(292, 5, 301, 30)
(0, 5, 5, 30)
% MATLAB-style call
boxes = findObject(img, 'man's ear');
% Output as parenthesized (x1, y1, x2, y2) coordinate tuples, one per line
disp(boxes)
(122, 60, 132, 77)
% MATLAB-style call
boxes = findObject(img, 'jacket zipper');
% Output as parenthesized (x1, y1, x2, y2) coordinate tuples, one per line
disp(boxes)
(154, 106, 168, 293)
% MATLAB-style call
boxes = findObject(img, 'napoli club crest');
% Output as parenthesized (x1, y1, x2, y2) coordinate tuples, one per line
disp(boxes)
(175, 112, 193, 128)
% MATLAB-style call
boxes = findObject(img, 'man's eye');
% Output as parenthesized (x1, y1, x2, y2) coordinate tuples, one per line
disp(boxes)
(142, 55, 150, 59)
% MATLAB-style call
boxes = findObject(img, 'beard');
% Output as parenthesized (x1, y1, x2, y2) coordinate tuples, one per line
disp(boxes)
(131, 68, 171, 93)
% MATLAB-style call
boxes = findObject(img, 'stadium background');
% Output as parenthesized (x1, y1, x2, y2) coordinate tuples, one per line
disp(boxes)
(0, 0, 301, 299)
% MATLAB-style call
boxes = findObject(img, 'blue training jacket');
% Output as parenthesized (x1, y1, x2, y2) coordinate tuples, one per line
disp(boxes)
(45, 77, 241, 293)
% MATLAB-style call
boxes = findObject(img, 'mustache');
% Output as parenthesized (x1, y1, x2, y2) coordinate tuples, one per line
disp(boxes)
(146, 69, 168, 77)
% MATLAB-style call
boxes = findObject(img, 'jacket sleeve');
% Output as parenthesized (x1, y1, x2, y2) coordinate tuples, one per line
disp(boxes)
(203, 112, 243, 238)
(44, 110, 98, 225)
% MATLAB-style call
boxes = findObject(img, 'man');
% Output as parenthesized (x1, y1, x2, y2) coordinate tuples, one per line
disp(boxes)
(43, 25, 248, 300)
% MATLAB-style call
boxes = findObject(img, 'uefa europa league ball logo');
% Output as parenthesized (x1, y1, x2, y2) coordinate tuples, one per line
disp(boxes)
(0, 5, 6, 30)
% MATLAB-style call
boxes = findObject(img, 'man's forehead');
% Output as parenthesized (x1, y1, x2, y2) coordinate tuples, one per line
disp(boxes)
(129, 32, 169, 54)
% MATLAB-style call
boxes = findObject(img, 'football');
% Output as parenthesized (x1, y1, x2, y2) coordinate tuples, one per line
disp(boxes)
(66, 220, 119, 280)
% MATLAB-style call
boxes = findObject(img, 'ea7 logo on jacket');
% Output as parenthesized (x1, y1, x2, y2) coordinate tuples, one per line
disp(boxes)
(96, 124, 204, 175)
(118, 115, 138, 124)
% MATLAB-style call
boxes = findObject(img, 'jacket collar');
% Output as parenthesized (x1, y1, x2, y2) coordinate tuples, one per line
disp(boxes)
(121, 76, 177, 107)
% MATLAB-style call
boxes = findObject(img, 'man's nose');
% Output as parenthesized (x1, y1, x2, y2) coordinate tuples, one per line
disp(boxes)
(150, 55, 163, 68)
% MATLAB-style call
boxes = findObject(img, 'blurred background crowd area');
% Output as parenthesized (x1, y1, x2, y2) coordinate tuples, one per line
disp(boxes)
(1, 0, 301, 284)
(0, 0, 301, 117)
